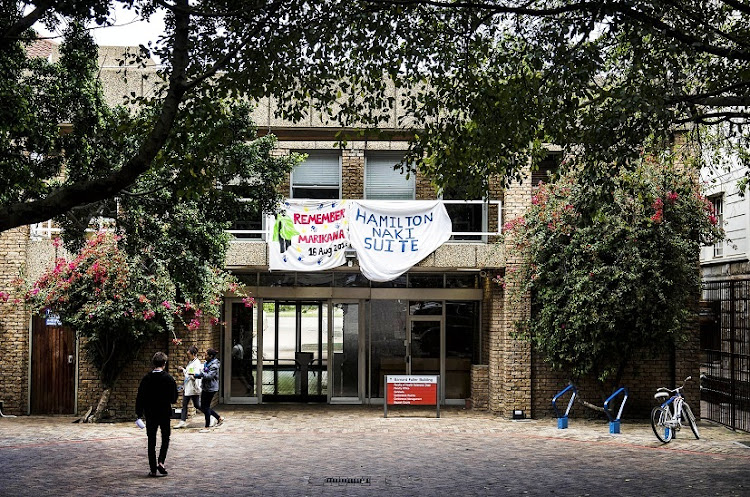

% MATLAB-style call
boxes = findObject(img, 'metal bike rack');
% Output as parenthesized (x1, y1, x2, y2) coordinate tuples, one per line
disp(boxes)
(552, 384, 577, 429)
(604, 387, 628, 434)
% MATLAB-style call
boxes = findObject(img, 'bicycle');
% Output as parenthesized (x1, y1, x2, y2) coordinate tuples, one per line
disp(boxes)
(650, 376, 700, 443)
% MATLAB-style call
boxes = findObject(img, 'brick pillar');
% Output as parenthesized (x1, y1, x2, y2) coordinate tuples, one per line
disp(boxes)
(342, 149, 364, 198)
(0, 227, 32, 415)
(491, 166, 533, 417)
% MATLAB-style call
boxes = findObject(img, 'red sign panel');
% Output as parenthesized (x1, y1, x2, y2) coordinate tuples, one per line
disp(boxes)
(385, 375, 438, 405)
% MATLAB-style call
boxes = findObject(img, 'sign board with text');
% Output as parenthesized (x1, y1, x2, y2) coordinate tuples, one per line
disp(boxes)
(384, 375, 440, 418)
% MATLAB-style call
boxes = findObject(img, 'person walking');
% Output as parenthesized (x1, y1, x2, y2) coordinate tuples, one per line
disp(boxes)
(174, 346, 202, 429)
(192, 348, 225, 430)
(136, 351, 178, 477)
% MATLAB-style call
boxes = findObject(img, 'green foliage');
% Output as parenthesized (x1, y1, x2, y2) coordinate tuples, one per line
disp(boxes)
(501, 158, 724, 384)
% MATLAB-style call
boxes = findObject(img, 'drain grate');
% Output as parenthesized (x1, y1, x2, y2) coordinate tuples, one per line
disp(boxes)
(324, 477, 371, 486)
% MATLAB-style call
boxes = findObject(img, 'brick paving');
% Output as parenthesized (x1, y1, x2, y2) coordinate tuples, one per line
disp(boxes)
(1, 405, 749, 496)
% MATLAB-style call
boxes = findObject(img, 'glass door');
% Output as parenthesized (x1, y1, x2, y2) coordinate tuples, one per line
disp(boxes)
(227, 301, 258, 402)
(262, 301, 328, 402)
(331, 302, 361, 401)
(409, 319, 441, 377)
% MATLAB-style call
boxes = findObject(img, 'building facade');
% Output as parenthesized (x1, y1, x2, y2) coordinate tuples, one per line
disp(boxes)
(0, 43, 698, 420)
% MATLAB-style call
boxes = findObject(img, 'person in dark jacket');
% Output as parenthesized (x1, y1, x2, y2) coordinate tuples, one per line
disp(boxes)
(136, 351, 178, 477)
(192, 348, 225, 429)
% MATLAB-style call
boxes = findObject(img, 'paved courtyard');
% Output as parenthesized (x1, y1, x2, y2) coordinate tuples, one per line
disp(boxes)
(1, 405, 749, 496)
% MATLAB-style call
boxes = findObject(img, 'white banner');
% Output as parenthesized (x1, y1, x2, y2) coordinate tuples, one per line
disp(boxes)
(346, 200, 452, 282)
(268, 200, 349, 271)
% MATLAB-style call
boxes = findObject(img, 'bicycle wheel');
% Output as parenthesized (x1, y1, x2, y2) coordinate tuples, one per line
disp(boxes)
(682, 403, 700, 439)
(651, 406, 673, 443)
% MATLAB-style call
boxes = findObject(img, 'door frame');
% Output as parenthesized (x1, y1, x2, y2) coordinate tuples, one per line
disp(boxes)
(407, 312, 446, 404)
(28, 315, 78, 415)
(329, 300, 365, 404)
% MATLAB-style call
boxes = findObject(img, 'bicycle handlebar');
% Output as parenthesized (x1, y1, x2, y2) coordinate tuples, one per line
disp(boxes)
(655, 376, 692, 395)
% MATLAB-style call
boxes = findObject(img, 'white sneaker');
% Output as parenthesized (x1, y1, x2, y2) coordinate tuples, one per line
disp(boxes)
(174, 420, 187, 429)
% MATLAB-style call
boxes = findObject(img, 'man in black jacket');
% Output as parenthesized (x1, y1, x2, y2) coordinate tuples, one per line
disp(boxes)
(136, 351, 178, 477)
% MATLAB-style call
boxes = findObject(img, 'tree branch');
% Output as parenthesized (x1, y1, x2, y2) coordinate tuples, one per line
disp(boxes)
(0, 0, 192, 232)
(2, 0, 53, 41)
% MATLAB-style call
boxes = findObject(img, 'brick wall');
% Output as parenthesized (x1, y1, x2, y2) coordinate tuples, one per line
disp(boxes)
(531, 334, 700, 419)
(470, 365, 489, 409)
(342, 149, 364, 198)
(0, 227, 31, 415)
(76, 317, 222, 420)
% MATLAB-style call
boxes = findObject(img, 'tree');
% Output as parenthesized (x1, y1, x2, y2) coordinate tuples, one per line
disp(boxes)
(500, 156, 724, 392)
(2, 14, 299, 417)
(4, 1, 750, 231)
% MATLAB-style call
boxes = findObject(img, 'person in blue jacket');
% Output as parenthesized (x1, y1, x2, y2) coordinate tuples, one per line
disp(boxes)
(136, 351, 178, 477)
(191, 348, 225, 429)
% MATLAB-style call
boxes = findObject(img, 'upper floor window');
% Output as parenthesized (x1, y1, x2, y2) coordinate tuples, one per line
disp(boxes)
(531, 151, 562, 187)
(365, 152, 414, 200)
(710, 194, 724, 258)
(291, 151, 341, 199)
(442, 183, 484, 241)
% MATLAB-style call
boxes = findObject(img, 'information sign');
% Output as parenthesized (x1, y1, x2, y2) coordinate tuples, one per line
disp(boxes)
(384, 375, 440, 418)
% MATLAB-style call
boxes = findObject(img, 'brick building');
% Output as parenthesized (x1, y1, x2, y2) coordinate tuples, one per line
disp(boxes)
(0, 42, 698, 420)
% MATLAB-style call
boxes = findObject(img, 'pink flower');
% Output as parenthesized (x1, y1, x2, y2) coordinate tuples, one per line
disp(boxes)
(709, 214, 718, 225)
(666, 191, 678, 203)
(0, 291, 9, 302)
(531, 195, 539, 205)
(52, 237, 62, 248)
(210, 317, 220, 325)
(143, 309, 156, 320)
(242, 296, 256, 308)
(187, 318, 201, 331)
(161, 300, 172, 310)
(194, 309, 203, 317)
(651, 211, 663, 223)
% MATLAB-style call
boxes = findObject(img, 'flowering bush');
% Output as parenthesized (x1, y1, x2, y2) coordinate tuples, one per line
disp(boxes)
(502, 160, 724, 384)
(14, 232, 249, 388)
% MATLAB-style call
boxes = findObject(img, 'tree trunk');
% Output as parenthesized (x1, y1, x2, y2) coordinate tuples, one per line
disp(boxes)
(90, 388, 111, 422)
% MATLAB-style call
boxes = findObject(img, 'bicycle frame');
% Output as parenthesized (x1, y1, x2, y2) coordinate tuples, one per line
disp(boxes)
(657, 392, 684, 429)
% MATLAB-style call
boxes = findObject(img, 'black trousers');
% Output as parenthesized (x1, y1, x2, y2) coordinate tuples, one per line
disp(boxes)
(200, 390, 220, 427)
(145, 416, 171, 471)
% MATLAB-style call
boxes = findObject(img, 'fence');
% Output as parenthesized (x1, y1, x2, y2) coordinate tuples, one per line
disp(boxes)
(700, 279, 750, 432)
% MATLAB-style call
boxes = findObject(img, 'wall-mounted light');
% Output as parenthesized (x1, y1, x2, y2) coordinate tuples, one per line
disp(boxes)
(344, 247, 357, 267)
(512, 409, 525, 420)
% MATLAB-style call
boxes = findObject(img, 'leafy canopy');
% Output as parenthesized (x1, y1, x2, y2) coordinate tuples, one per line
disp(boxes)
(501, 157, 724, 384)
(3, 1, 750, 230)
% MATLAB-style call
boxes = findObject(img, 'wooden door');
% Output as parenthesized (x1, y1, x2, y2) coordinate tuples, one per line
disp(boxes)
(31, 316, 76, 414)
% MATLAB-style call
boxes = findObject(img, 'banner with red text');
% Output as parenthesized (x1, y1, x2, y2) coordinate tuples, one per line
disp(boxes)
(268, 200, 349, 271)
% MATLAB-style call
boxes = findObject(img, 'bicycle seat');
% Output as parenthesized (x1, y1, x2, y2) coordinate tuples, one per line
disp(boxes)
(654, 391, 670, 400)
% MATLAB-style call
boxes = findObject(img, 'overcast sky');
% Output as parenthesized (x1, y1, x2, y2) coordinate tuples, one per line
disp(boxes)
(35, 4, 166, 48)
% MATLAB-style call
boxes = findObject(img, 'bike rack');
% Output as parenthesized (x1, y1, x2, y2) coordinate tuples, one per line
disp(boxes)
(603, 387, 628, 434)
(552, 384, 577, 429)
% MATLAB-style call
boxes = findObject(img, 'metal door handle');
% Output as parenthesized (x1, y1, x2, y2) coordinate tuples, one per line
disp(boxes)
(68, 355, 74, 364)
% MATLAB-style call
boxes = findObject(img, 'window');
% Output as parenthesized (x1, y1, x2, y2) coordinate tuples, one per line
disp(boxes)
(531, 151, 562, 187)
(365, 152, 414, 200)
(291, 151, 341, 199)
(711, 195, 724, 258)
(442, 183, 484, 241)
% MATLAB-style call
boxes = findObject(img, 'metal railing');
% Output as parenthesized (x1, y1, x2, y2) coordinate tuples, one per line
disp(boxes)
(227, 199, 504, 242)
(28, 199, 504, 243)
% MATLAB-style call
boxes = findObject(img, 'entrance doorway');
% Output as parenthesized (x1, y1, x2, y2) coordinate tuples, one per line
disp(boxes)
(30, 315, 76, 414)
(262, 301, 328, 402)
